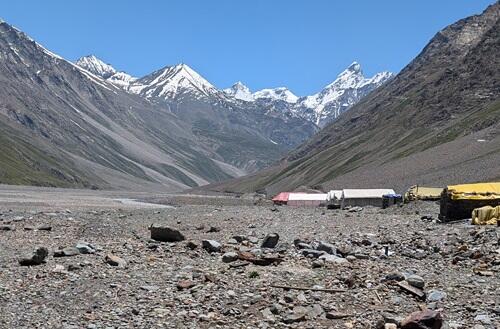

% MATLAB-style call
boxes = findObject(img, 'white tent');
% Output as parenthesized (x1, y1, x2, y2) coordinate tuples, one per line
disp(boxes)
(342, 189, 395, 199)
(288, 193, 328, 201)
(341, 189, 396, 208)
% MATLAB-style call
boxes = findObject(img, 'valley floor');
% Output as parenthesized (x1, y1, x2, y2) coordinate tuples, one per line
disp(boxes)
(0, 186, 498, 328)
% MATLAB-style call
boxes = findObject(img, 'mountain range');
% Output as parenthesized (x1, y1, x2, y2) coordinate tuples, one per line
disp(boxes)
(0, 20, 391, 191)
(207, 2, 500, 195)
(76, 55, 393, 128)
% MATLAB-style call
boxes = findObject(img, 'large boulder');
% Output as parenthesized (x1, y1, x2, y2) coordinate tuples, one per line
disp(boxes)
(149, 225, 185, 242)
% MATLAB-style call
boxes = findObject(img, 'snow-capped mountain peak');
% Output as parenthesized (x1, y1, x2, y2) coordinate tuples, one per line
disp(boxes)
(223, 81, 254, 102)
(75, 55, 117, 79)
(128, 63, 219, 99)
(74, 55, 137, 89)
(253, 87, 298, 103)
(295, 62, 394, 126)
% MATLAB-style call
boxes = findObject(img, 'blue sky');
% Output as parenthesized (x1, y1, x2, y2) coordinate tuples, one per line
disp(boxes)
(0, 0, 494, 95)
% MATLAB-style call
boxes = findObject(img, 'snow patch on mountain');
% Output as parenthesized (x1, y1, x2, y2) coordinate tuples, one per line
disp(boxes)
(254, 87, 298, 103)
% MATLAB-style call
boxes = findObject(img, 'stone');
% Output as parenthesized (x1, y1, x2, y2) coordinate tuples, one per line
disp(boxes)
(474, 314, 491, 324)
(140, 285, 159, 292)
(105, 254, 127, 268)
(37, 225, 52, 231)
(148, 225, 185, 242)
(301, 249, 325, 258)
(311, 259, 324, 268)
(347, 206, 363, 212)
(261, 233, 279, 248)
(283, 306, 307, 324)
(427, 290, 447, 302)
(326, 312, 351, 319)
(261, 308, 276, 322)
(406, 274, 425, 289)
(385, 272, 405, 282)
(385, 324, 397, 329)
(202, 240, 222, 253)
(222, 252, 238, 263)
(400, 310, 443, 329)
(296, 242, 312, 250)
(307, 304, 324, 319)
(0, 225, 14, 231)
(185, 241, 198, 250)
(177, 280, 196, 290)
(232, 235, 247, 243)
(19, 247, 49, 266)
(319, 254, 349, 265)
(227, 238, 238, 245)
(207, 226, 219, 232)
(75, 242, 96, 254)
(248, 236, 259, 244)
(316, 241, 336, 254)
(54, 247, 80, 257)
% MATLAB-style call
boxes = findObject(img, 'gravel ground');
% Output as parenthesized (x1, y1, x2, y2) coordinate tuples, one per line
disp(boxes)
(0, 191, 498, 328)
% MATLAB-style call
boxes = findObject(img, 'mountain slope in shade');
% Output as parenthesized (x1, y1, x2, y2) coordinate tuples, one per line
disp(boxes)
(206, 2, 500, 195)
(0, 22, 245, 190)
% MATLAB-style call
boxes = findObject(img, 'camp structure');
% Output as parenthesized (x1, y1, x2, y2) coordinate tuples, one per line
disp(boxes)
(439, 182, 500, 221)
(272, 192, 327, 207)
(272, 192, 290, 205)
(404, 186, 443, 202)
(472, 205, 500, 225)
(341, 189, 396, 209)
(326, 190, 343, 208)
(287, 193, 328, 207)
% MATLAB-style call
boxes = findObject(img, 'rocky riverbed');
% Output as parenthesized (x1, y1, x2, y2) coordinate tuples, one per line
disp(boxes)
(0, 198, 498, 328)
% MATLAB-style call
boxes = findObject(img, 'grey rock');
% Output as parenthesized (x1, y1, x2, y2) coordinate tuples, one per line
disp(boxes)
(301, 249, 325, 258)
(427, 290, 447, 302)
(406, 274, 425, 289)
(319, 254, 349, 265)
(54, 247, 80, 257)
(19, 246, 49, 266)
(307, 304, 324, 319)
(474, 314, 491, 324)
(283, 306, 307, 323)
(105, 254, 127, 268)
(185, 241, 198, 250)
(0, 225, 14, 231)
(222, 252, 238, 263)
(140, 285, 159, 292)
(202, 240, 222, 253)
(232, 235, 247, 243)
(296, 242, 313, 250)
(37, 224, 52, 231)
(248, 236, 259, 244)
(261, 233, 279, 248)
(316, 241, 336, 254)
(75, 242, 96, 254)
(149, 225, 185, 242)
